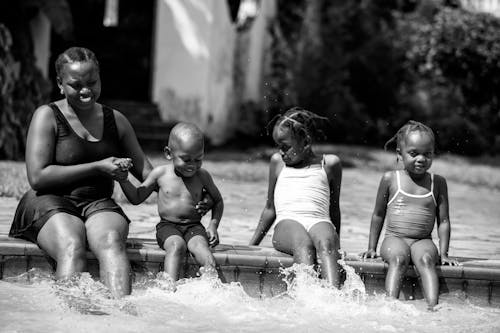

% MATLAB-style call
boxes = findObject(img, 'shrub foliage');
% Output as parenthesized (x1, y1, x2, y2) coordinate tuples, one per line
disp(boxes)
(264, 0, 500, 155)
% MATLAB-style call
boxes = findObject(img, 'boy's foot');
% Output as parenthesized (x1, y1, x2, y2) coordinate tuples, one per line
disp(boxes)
(427, 304, 438, 312)
(199, 266, 218, 279)
(156, 272, 177, 292)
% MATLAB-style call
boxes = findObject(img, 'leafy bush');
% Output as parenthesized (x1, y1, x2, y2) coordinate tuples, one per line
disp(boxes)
(398, 7, 500, 155)
(0, 5, 52, 160)
(262, 2, 500, 155)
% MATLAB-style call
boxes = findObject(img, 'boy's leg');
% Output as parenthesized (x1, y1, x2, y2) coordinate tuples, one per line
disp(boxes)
(380, 236, 411, 299)
(272, 220, 315, 265)
(162, 235, 187, 280)
(410, 239, 439, 307)
(308, 222, 341, 288)
(187, 235, 217, 272)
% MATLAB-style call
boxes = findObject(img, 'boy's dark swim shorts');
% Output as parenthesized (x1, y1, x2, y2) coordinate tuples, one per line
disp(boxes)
(156, 219, 208, 249)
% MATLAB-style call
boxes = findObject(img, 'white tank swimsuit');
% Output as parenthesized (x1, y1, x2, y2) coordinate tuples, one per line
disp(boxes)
(274, 156, 332, 232)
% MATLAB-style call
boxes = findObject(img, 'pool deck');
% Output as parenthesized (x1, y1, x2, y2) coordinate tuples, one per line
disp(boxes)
(0, 197, 499, 305)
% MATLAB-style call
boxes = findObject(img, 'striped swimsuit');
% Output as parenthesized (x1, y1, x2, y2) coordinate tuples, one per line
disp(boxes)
(385, 170, 437, 240)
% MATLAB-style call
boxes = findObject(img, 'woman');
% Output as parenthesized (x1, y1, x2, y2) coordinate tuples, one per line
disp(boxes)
(9, 47, 152, 297)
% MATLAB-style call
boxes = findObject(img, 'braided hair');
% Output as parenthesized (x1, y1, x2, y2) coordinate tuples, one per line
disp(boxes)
(55, 47, 100, 78)
(271, 107, 329, 143)
(384, 120, 435, 151)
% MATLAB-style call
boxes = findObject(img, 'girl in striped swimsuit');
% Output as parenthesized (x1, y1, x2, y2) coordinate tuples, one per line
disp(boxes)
(362, 121, 459, 309)
(249, 107, 342, 288)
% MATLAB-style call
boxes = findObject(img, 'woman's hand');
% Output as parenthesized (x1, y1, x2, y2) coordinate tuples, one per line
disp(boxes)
(360, 249, 378, 260)
(99, 157, 131, 181)
(114, 158, 133, 171)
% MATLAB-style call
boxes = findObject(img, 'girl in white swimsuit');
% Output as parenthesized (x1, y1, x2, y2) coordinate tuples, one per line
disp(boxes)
(249, 107, 342, 288)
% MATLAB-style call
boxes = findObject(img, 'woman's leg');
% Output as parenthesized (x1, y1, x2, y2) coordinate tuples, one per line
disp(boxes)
(162, 235, 187, 280)
(410, 239, 439, 307)
(85, 212, 130, 298)
(308, 222, 341, 287)
(37, 213, 87, 279)
(272, 220, 315, 265)
(380, 236, 411, 299)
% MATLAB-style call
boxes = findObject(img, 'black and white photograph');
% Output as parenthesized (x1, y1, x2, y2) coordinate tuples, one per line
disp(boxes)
(0, 0, 499, 332)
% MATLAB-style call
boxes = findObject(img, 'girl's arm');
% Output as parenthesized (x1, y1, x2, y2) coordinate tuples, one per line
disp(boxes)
(118, 167, 161, 205)
(114, 110, 154, 182)
(435, 175, 459, 265)
(249, 153, 283, 246)
(325, 155, 342, 236)
(362, 172, 391, 259)
(26, 105, 126, 191)
(199, 169, 224, 246)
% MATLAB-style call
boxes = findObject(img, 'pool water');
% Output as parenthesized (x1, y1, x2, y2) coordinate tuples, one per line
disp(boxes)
(0, 264, 499, 333)
(1, 158, 499, 332)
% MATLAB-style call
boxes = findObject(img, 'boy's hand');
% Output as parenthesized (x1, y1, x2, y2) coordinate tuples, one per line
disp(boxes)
(360, 249, 377, 260)
(441, 255, 460, 266)
(206, 224, 219, 247)
(101, 157, 129, 181)
(196, 188, 214, 215)
(114, 158, 133, 171)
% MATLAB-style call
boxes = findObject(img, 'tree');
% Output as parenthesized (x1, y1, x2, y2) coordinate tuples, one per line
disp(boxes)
(0, 0, 72, 160)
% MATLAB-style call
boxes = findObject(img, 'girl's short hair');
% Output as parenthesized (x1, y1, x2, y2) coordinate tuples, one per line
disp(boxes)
(55, 47, 100, 78)
(271, 107, 329, 142)
(384, 120, 435, 151)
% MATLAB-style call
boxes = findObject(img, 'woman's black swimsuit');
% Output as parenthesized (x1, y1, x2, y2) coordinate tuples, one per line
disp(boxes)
(9, 103, 130, 243)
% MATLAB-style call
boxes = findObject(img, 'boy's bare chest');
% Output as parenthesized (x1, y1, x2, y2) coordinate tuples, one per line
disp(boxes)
(158, 175, 203, 202)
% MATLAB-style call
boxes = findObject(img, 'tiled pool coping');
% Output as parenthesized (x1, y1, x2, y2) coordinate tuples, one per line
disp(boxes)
(1, 235, 499, 305)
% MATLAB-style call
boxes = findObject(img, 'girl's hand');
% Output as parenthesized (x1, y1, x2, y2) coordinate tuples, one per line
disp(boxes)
(360, 249, 378, 260)
(441, 255, 460, 266)
(206, 224, 219, 247)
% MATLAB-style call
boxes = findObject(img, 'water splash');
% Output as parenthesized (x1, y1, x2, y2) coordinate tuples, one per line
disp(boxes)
(1, 267, 500, 332)
(53, 273, 113, 315)
(134, 271, 176, 292)
(280, 258, 367, 302)
(4, 267, 53, 284)
(338, 257, 366, 302)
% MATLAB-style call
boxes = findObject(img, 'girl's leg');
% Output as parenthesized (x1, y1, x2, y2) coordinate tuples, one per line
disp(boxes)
(272, 220, 315, 265)
(86, 212, 131, 298)
(380, 236, 411, 299)
(308, 222, 341, 287)
(410, 239, 439, 307)
(162, 235, 187, 280)
(37, 213, 87, 279)
(187, 235, 217, 272)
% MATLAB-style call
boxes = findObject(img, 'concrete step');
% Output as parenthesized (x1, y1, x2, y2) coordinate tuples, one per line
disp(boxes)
(102, 100, 174, 148)
(103, 100, 162, 122)
(1, 234, 500, 302)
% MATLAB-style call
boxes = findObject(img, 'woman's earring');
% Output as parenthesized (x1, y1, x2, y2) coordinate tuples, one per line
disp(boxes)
(60, 88, 64, 95)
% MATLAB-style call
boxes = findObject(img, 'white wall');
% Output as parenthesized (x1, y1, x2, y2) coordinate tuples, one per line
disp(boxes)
(29, 11, 51, 78)
(239, 0, 276, 102)
(460, 0, 500, 16)
(152, 0, 236, 144)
